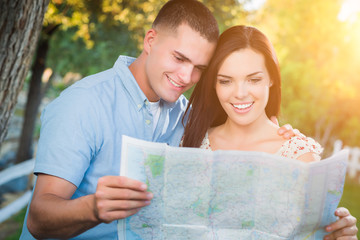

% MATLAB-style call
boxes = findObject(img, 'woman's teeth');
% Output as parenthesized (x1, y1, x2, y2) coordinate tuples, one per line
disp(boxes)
(232, 102, 253, 109)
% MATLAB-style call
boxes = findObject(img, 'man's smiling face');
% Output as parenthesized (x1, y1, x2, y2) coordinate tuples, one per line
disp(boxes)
(144, 23, 216, 102)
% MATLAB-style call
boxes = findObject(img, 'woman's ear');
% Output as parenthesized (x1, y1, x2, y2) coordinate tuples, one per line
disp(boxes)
(269, 81, 273, 87)
(144, 29, 157, 54)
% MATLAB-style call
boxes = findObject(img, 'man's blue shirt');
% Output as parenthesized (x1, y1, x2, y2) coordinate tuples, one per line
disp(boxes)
(20, 55, 188, 239)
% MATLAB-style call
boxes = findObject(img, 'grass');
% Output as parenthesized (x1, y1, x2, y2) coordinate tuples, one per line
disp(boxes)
(0, 207, 26, 240)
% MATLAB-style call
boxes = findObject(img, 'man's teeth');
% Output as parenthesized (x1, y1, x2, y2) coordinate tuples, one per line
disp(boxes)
(168, 76, 182, 87)
(233, 103, 253, 109)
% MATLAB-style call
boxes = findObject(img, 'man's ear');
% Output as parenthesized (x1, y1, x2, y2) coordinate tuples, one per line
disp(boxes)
(144, 29, 157, 54)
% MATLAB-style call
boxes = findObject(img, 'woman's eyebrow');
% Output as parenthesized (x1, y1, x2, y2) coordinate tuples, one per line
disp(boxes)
(217, 74, 232, 79)
(247, 71, 263, 77)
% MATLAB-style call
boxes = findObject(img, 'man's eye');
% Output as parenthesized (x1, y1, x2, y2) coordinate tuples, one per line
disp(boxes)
(195, 67, 206, 73)
(175, 56, 184, 62)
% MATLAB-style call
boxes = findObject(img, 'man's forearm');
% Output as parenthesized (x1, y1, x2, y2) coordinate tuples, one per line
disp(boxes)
(27, 193, 99, 239)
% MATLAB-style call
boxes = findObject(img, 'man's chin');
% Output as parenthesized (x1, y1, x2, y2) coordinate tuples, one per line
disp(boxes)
(161, 94, 182, 103)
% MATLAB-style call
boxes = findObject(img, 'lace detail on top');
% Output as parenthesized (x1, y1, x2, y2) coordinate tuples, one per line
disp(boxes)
(199, 132, 323, 159)
(199, 132, 212, 150)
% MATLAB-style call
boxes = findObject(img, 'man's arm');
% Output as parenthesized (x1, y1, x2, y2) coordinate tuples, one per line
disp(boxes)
(27, 174, 153, 239)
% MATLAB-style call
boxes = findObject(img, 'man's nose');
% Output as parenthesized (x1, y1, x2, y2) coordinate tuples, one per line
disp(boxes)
(178, 63, 194, 84)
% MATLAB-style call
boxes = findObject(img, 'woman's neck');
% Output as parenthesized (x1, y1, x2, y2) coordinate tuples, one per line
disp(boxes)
(209, 113, 282, 152)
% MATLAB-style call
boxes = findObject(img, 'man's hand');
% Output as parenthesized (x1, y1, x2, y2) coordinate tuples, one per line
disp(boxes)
(27, 174, 152, 239)
(94, 176, 153, 223)
(270, 116, 305, 139)
(324, 207, 358, 240)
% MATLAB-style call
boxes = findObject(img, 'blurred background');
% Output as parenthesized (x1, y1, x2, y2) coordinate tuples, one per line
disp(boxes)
(0, 0, 359, 238)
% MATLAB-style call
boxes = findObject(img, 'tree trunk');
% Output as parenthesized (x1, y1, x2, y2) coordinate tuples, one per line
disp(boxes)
(0, 0, 49, 145)
(16, 23, 59, 163)
(15, 37, 49, 163)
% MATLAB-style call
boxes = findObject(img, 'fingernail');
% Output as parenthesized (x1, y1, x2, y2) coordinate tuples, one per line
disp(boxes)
(141, 184, 147, 190)
(147, 192, 153, 199)
(284, 133, 290, 138)
(326, 226, 332, 232)
(324, 236, 329, 240)
(279, 129, 284, 134)
(145, 200, 151, 205)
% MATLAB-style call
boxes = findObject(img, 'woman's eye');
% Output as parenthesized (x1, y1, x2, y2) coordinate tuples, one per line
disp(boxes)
(250, 78, 262, 83)
(218, 79, 231, 85)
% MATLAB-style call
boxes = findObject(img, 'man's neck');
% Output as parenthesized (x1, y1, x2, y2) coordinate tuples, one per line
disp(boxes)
(129, 52, 160, 102)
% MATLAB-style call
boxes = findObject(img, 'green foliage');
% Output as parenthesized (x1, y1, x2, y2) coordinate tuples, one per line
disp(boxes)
(42, 0, 360, 150)
(47, 23, 138, 76)
(44, 0, 250, 77)
(254, 0, 360, 151)
(43, 0, 250, 100)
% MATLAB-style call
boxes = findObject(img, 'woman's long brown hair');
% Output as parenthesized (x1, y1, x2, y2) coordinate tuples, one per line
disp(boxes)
(182, 25, 282, 148)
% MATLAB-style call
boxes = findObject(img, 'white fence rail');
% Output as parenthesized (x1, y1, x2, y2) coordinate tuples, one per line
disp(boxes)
(0, 159, 34, 224)
(333, 140, 360, 183)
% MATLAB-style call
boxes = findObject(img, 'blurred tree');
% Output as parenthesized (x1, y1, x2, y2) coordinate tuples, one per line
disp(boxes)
(16, 0, 112, 163)
(0, 0, 49, 145)
(16, 0, 249, 163)
(256, 0, 360, 153)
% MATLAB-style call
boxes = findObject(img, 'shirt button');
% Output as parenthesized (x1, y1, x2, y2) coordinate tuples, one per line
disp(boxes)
(145, 120, 151, 125)
(144, 100, 149, 106)
(137, 104, 142, 109)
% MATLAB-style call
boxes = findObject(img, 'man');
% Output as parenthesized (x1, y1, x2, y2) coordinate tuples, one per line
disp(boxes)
(21, 0, 357, 239)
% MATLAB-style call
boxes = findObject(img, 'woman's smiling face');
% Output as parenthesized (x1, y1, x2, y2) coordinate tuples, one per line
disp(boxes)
(215, 48, 273, 127)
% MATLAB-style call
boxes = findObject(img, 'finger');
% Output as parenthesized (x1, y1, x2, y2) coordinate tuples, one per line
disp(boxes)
(324, 225, 358, 240)
(270, 116, 279, 126)
(325, 215, 357, 232)
(292, 128, 307, 139)
(97, 207, 142, 223)
(278, 127, 295, 140)
(334, 207, 350, 217)
(278, 124, 292, 135)
(336, 237, 359, 240)
(281, 124, 292, 131)
(97, 199, 151, 212)
(96, 188, 154, 201)
(98, 176, 147, 191)
(293, 129, 300, 135)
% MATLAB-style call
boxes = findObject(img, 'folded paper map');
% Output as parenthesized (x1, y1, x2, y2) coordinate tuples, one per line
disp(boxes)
(117, 135, 348, 240)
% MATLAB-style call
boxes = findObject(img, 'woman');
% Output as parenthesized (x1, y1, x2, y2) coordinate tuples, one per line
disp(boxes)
(182, 25, 357, 238)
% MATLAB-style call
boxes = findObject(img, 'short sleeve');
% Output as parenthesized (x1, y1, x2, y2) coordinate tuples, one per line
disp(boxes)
(34, 88, 100, 187)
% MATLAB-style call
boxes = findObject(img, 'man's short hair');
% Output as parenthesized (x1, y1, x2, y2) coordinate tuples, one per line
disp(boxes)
(152, 0, 219, 42)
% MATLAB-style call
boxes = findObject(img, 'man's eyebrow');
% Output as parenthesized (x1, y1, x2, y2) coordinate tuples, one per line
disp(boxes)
(174, 51, 207, 69)
(174, 51, 190, 62)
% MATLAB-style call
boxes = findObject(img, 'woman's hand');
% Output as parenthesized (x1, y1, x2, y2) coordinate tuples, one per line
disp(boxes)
(324, 207, 358, 240)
